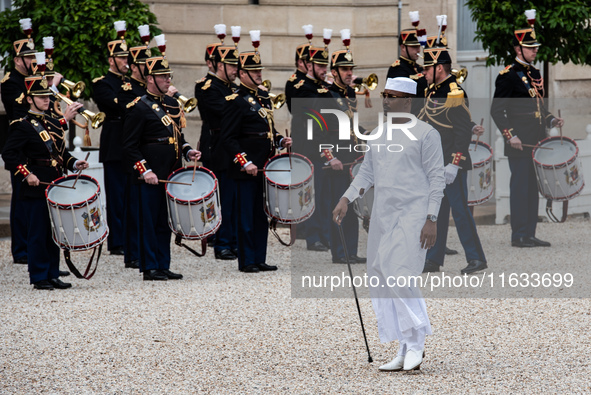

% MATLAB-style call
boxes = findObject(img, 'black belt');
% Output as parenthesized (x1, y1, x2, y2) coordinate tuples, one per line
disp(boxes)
(28, 158, 60, 167)
(143, 137, 176, 145)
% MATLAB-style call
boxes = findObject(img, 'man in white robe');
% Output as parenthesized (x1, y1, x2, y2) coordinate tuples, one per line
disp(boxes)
(333, 77, 445, 371)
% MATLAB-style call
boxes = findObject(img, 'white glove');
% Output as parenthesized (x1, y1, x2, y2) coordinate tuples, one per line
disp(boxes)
(444, 164, 459, 185)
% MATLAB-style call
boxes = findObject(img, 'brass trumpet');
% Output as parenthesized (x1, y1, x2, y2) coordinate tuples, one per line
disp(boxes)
(60, 79, 86, 100)
(173, 92, 198, 113)
(451, 68, 468, 84)
(353, 73, 378, 92)
(262, 80, 286, 110)
(52, 90, 105, 129)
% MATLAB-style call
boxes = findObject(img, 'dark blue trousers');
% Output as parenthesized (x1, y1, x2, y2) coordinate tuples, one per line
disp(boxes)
(427, 171, 486, 266)
(327, 170, 358, 260)
(235, 177, 268, 269)
(305, 163, 331, 249)
(509, 157, 539, 241)
(10, 174, 28, 261)
(103, 161, 126, 251)
(124, 176, 139, 264)
(25, 198, 60, 283)
(214, 170, 238, 252)
(138, 183, 171, 272)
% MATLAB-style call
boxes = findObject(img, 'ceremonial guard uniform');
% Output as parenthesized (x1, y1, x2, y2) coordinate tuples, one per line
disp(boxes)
(2, 76, 87, 289)
(122, 56, 197, 281)
(93, 39, 130, 255)
(195, 42, 221, 170)
(491, 25, 558, 248)
(386, 29, 428, 115)
(326, 46, 363, 263)
(290, 46, 334, 252)
(284, 43, 310, 113)
(419, 47, 487, 274)
(197, 45, 240, 260)
(221, 48, 288, 273)
(1, 38, 37, 264)
(117, 44, 151, 269)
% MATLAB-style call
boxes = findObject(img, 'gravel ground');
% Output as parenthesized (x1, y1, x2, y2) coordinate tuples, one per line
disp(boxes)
(1, 219, 590, 394)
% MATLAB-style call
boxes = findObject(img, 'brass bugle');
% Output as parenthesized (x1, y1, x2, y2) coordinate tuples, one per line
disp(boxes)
(262, 80, 286, 109)
(353, 73, 378, 92)
(173, 92, 198, 113)
(52, 91, 105, 129)
(452, 68, 468, 84)
(60, 79, 86, 100)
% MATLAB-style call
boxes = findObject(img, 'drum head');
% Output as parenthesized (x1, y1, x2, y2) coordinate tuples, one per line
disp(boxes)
(266, 156, 311, 186)
(47, 177, 98, 205)
(168, 169, 215, 201)
(534, 139, 577, 165)
(469, 142, 492, 164)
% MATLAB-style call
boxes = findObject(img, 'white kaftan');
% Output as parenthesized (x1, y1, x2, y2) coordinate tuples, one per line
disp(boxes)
(342, 118, 445, 343)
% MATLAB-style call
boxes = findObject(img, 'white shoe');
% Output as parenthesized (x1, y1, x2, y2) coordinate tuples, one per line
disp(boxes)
(378, 355, 405, 371)
(403, 349, 423, 371)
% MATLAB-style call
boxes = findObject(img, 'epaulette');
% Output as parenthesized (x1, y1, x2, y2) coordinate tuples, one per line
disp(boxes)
(121, 82, 132, 91)
(258, 85, 268, 92)
(9, 118, 23, 125)
(294, 80, 305, 89)
(288, 74, 297, 82)
(445, 82, 465, 107)
(195, 76, 207, 84)
(0, 72, 10, 84)
(92, 76, 105, 83)
(15, 93, 24, 104)
(225, 93, 238, 101)
(391, 60, 400, 67)
(499, 65, 513, 75)
(201, 79, 212, 90)
(317, 88, 328, 93)
(409, 73, 423, 80)
(126, 97, 140, 108)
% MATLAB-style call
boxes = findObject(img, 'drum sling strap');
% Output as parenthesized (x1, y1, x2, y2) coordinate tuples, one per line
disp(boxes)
(174, 235, 207, 257)
(63, 244, 102, 280)
(546, 200, 568, 223)
(269, 218, 297, 247)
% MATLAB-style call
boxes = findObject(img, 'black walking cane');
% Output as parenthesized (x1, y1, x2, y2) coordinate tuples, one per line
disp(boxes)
(337, 221, 373, 363)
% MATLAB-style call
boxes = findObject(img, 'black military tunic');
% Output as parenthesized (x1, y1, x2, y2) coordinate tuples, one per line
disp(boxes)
(117, 77, 147, 110)
(420, 75, 473, 169)
(284, 69, 307, 113)
(491, 59, 553, 158)
(195, 72, 216, 167)
(386, 57, 429, 115)
(93, 70, 129, 163)
(0, 70, 29, 123)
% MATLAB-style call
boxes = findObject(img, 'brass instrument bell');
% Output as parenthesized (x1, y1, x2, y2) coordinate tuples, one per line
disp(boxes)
(52, 91, 105, 129)
(60, 79, 86, 99)
(451, 68, 468, 84)
(173, 92, 198, 113)
(262, 80, 286, 110)
(353, 73, 378, 92)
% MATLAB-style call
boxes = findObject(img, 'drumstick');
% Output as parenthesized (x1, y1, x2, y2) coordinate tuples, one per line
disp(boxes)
(240, 168, 290, 172)
(39, 181, 75, 189)
(286, 128, 292, 170)
(322, 161, 358, 170)
(558, 109, 563, 145)
(72, 152, 91, 188)
(137, 178, 192, 186)
(472, 118, 484, 151)
(192, 141, 200, 182)
(522, 143, 553, 150)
